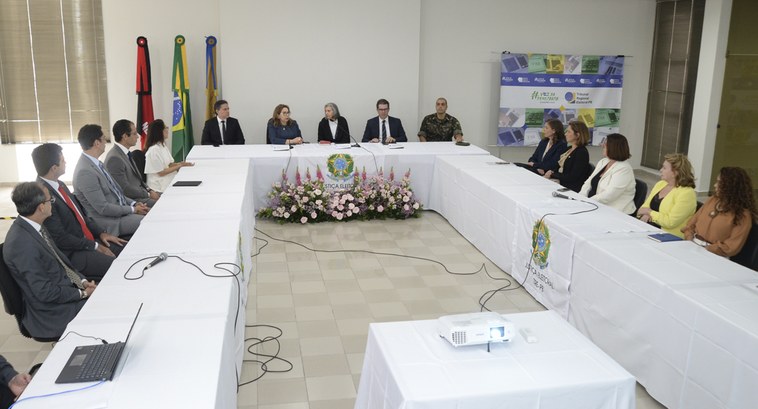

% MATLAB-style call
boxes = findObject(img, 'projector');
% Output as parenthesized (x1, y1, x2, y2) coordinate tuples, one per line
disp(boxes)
(437, 312, 516, 347)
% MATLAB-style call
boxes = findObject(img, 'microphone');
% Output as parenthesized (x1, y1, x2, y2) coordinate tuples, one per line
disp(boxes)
(551, 191, 575, 200)
(336, 120, 360, 148)
(144, 252, 168, 270)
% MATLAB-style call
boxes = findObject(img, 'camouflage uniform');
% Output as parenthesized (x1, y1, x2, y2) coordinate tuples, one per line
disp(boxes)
(417, 113, 463, 142)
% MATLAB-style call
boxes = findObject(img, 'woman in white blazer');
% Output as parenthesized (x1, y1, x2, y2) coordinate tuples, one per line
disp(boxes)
(580, 133, 636, 214)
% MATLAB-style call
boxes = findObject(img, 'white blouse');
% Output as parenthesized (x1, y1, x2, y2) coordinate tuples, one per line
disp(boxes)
(144, 143, 176, 192)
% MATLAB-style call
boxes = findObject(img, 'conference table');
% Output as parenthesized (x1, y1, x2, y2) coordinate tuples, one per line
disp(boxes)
(355, 311, 636, 409)
(17, 158, 254, 409)
(427, 154, 758, 409)
(185, 142, 490, 210)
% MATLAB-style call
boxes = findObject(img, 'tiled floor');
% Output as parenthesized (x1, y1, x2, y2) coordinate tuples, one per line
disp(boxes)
(0, 184, 666, 408)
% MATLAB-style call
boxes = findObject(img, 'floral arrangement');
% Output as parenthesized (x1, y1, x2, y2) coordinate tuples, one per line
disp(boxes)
(257, 166, 422, 223)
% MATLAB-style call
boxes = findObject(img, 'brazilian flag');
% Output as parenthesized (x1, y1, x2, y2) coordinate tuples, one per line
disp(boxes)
(171, 35, 193, 161)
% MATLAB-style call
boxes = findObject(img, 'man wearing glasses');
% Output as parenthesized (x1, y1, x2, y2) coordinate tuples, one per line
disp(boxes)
(3, 182, 95, 339)
(362, 99, 407, 143)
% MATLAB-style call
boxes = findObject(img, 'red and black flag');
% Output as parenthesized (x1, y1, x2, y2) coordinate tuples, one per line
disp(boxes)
(136, 36, 154, 150)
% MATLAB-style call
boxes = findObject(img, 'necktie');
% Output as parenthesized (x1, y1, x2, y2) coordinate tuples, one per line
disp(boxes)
(98, 162, 126, 205)
(57, 184, 95, 241)
(221, 120, 226, 145)
(39, 227, 85, 290)
(381, 120, 387, 143)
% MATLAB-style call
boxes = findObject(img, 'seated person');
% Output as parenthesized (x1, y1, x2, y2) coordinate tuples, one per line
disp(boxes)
(3, 182, 96, 339)
(362, 98, 407, 143)
(544, 121, 591, 192)
(201, 99, 245, 145)
(72, 124, 149, 237)
(0, 355, 31, 409)
(682, 167, 757, 257)
(144, 119, 194, 192)
(268, 104, 303, 145)
(317, 102, 351, 144)
(104, 119, 159, 206)
(580, 133, 636, 215)
(32, 143, 125, 282)
(637, 153, 697, 238)
(516, 119, 568, 174)
(417, 97, 463, 142)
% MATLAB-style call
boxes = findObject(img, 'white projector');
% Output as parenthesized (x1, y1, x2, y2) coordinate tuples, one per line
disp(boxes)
(437, 312, 516, 347)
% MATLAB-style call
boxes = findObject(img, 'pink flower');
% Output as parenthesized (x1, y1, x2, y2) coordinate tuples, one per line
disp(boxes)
(295, 168, 302, 186)
(346, 210, 353, 217)
(353, 207, 360, 214)
(305, 168, 312, 180)
(389, 167, 395, 181)
(316, 165, 324, 181)
(404, 169, 411, 179)
(300, 216, 308, 223)
(377, 205, 384, 212)
(291, 205, 297, 212)
(348, 203, 355, 210)
(335, 213, 344, 220)
(403, 204, 409, 211)
(311, 212, 317, 219)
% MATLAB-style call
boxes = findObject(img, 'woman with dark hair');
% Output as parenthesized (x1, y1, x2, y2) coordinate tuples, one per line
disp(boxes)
(637, 153, 697, 238)
(143, 119, 193, 192)
(317, 102, 350, 144)
(517, 119, 568, 174)
(544, 121, 591, 192)
(267, 104, 302, 145)
(580, 133, 636, 214)
(682, 167, 757, 257)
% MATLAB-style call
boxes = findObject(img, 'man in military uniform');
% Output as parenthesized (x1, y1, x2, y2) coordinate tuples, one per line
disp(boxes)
(417, 98, 463, 142)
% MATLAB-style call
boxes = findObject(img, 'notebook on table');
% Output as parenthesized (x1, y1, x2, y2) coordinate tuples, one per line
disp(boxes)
(56, 303, 143, 384)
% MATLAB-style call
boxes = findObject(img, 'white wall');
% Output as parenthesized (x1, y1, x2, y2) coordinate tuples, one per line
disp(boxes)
(0, 0, 681, 183)
(418, 0, 657, 164)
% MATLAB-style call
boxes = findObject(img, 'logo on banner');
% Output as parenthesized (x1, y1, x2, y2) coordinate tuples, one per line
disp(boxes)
(530, 91, 559, 103)
(531, 219, 551, 269)
(326, 154, 355, 181)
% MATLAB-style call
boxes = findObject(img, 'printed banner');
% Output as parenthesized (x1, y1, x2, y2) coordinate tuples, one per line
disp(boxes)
(498, 53, 624, 147)
(512, 208, 576, 318)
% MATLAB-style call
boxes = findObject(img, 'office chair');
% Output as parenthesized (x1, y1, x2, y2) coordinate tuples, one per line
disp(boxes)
(731, 223, 758, 271)
(633, 179, 648, 217)
(131, 149, 147, 182)
(0, 243, 59, 343)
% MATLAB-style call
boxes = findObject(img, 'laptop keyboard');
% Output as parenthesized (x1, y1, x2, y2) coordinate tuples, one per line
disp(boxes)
(74, 343, 123, 382)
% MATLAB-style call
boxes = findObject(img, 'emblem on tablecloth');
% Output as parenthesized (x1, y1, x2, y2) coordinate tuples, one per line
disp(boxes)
(531, 219, 551, 269)
(326, 153, 355, 181)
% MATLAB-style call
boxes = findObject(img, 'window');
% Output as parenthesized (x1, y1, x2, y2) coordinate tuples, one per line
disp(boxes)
(0, 0, 109, 144)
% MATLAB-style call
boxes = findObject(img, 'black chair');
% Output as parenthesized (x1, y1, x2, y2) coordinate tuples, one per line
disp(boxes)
(131, 149, 147, 182)
(0, 243, 58, 342)
(732, 223, 758, 271)
(633, 179, 648, 216)
(266, 119, 273, 144)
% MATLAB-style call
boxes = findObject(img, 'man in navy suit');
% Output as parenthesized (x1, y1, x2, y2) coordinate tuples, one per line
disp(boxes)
(362, 99, 407, 143)
(32, 143, 125, 281)
(201, 100, 245, 145)
(3, 182, 95, 339)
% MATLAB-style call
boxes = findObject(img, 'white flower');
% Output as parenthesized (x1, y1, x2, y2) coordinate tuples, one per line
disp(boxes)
(413, 202, 419, 209)
(291, 205, 297, 212)
(311, 212, 317, 219)
(353, 207, 360, 214)
(314, 189, 322, 195)
(300, 216, 308, 223)
(336, 213, 344, 220)
(403, 196, 410, 202)
(348, 203, 355, 210)
(302, 196, 309, 203)
(338, 204, 344, 211)
(283, 212, 290, 218)
(377, 205, 384, 212)
(316, 199, 323, 205)
(346, 210, 352, 217)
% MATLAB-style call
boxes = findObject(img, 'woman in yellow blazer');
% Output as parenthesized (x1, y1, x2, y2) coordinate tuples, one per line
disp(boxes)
(637, 153, 697, 238)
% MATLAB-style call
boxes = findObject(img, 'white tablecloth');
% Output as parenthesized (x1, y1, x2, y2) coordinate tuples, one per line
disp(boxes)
(428, 154, 758, 409)
(18, 159, 254, 409)
(355, 311, 635, 409)
(186, 142, 489, 210)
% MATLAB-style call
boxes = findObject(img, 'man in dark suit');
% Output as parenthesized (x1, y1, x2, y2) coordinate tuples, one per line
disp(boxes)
(32, 143, 126, 281)
(72, 124, 149, 238)
(105, 119, 159, 206)
(362, 98, 407, 143)
(201, 100, 245, 145)
(0, 355, 31, 409)
(3, 182, 96, 339)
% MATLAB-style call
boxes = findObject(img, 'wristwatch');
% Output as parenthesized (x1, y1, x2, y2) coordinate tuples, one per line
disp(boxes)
(80, 289, 88, 299)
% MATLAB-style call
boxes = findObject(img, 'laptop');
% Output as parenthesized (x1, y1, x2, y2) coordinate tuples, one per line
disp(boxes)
(56, 303, 143, 384)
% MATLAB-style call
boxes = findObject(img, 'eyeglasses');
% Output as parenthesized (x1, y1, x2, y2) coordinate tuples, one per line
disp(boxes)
(45, 197, 56, 204)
